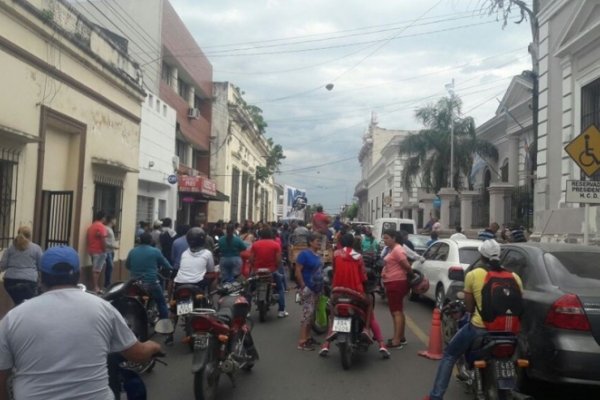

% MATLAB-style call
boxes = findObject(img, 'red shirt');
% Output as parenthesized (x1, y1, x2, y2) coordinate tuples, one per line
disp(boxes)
(87, 221, 107, 255)
(250, 239, 281, 272)
(332, 247, 367, 293)
(312, 212, 330, 234)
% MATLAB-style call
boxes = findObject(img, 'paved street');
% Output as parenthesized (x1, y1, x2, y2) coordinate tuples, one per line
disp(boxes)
(143, 286, 600, 400)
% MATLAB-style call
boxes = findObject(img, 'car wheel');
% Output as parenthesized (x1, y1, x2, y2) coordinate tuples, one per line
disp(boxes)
(435, 285, 445, 309)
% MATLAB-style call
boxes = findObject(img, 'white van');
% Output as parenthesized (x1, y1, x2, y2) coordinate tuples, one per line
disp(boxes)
(372, 218, 417, 243)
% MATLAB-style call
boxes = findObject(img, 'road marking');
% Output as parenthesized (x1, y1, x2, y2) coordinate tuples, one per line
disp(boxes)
(405, 313, 430, 345)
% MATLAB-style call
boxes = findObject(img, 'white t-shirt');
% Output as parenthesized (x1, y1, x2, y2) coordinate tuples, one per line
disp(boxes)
(174, 249, 214, 284)
(0, 288, 137, 400)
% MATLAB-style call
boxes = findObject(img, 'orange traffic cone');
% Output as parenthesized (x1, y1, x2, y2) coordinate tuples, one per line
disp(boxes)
(418, 308, 443, 360)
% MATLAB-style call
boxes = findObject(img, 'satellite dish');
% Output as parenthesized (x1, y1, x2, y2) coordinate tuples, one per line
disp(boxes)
(325, 83, 334, 91)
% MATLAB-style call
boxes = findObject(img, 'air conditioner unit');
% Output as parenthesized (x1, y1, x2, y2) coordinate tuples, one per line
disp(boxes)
(187, 107, 200, 119)
(171, 155, 180, 171)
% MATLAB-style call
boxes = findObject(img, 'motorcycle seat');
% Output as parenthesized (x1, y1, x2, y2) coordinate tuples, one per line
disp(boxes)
(216, 307, 233, 324)
(331, 287, 369, 309)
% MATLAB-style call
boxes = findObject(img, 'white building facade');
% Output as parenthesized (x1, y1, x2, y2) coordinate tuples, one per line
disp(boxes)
(209, 82, 275, 223)
(533, 0, 600, 242)
(136, 92, 178, 225)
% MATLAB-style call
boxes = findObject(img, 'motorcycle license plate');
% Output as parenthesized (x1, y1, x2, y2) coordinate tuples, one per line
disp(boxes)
(332, 317, 351, 333)
(193, 333, 210, 350)
(177, 299, 193, 315)
(494, 360, 516, 380)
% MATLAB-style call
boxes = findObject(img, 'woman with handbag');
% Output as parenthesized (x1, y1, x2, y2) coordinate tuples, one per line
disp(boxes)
(381, 229, 412, 349)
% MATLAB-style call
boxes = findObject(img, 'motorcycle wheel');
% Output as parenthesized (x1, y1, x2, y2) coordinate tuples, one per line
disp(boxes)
(258, 301, 267, 322)
(339, 342, 352, 370)
(194, 360, 220, 400)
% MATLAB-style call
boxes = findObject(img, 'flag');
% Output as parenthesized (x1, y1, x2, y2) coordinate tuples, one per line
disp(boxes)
(470, 154, 486, 181)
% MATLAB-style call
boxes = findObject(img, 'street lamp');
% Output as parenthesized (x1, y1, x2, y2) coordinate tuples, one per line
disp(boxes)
(445, 79, 455, 189)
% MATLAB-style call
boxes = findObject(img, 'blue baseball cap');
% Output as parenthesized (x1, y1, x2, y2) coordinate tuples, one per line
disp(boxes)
(41, 246, 80, 275)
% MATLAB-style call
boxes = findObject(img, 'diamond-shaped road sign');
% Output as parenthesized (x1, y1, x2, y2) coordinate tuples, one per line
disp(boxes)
(565, 124, 600, 177)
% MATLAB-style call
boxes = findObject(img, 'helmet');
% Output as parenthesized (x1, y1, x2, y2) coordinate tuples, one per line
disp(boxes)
(478, 239, 500, 261)
(409, 270, 430, 295)
(186, 227, 206, 248)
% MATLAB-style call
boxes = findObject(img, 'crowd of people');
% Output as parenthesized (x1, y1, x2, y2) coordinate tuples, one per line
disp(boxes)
(0, 208, 527, 400)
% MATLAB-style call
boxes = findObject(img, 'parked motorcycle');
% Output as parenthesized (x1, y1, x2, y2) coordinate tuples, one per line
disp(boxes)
(103, 279, 158, 374)
(442, 293, 532, 400)
(329, 287, 372, 370)
(254, 268, 279, 322)
(189, 280, 259, 400)
(170, 283, 213, 349)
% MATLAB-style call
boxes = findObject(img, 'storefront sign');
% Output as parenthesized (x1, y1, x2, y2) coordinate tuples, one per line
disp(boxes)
(178, 175, 217, 197)
(565, 180, 600, 204)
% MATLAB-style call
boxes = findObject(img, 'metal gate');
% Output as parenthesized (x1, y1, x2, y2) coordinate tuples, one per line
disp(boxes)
(42, 191, 73, 249)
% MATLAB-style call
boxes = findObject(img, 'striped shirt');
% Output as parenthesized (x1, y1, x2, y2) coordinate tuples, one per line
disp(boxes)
(478, 229, 496, 241)
(510, 228, 527, 243)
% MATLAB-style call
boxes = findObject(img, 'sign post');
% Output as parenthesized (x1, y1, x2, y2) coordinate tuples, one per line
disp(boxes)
(564, 124, 600, 245)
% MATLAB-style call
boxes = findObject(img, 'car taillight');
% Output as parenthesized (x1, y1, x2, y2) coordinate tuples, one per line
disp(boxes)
(191, 316, 213, 332)
(545, 294, 591, 331)
(491, 343, 516, 358)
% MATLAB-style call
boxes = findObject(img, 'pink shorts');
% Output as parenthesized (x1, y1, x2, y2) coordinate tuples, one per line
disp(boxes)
(384, 280, 409, 313)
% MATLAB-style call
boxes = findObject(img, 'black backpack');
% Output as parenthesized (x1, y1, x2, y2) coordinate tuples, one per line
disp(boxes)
(475, 264, 524, 332)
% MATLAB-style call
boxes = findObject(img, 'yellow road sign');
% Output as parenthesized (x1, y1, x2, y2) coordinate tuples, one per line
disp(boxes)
(565, 124, 600, 177)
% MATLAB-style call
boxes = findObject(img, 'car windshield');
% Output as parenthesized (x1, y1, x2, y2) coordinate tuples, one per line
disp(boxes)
(459, 248, 480, 266)
(409, 235, 429, 248)
(400, 223, 414, 234)
(545, 251, 600, 289)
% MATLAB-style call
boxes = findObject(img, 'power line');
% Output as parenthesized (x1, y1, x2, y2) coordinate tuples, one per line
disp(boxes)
(277, 156, 356, 174)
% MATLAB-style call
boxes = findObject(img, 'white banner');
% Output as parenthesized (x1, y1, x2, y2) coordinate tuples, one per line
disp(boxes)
(282, 185, 307, 220)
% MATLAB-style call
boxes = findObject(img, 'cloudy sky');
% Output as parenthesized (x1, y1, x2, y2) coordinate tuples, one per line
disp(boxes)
(171, 0, 532, 215)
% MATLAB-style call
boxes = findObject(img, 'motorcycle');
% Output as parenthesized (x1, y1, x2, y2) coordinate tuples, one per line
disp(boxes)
(170, 283, 213, 349)
(103, 279, 160, 374)
(442, 293, 532, 400)
(329, 287, 372, 370)
(189, 280, 259, 400)
(107, 352, 167, 400)
(254, 268, 279, 322)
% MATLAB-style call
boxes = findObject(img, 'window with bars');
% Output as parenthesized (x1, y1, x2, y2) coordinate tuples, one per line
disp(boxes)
(93, 183, 123, 239)
(581, 78, 600, 181)
(136, 196, 154, 226)
(0, 158, 17, 249)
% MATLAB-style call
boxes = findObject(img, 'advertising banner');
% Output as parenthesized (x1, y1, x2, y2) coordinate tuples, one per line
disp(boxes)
(283, 185, 307, 220)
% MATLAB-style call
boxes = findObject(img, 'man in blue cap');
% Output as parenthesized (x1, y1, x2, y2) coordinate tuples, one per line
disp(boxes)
(0, 246, 162, 400)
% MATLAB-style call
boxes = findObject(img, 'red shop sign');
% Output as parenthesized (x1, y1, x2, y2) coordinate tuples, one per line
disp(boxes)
(178, 175, 217, 197)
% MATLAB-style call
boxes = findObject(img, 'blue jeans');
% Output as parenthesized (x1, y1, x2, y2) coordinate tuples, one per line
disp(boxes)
(429, 323, 487, 400)
(272, 272, 286, 312)
(220, 256, 242, 283)
(104, 252, 114, 288)
(144, 282, 169, 319)
(278, 263, 288, 291)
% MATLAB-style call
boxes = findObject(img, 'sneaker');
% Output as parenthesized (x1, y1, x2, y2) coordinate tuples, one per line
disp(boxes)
(378, 343, 391, 359)
(319, 343, 330, 357)
(297, 341, 315, 351)
(399, 338, 408, 346)
(386, 339, 406, 349)
(278, 311, 289, 318)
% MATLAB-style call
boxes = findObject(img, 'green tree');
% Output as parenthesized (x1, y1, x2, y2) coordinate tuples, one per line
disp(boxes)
(400, 95, 498, 193)
(343, 203, 359, 220)
(256, 143, 286, 182)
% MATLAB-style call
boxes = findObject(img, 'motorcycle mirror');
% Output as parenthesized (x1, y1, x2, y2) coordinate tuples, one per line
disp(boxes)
(456, 291, 465, 300)
(154, 319, 175, 335)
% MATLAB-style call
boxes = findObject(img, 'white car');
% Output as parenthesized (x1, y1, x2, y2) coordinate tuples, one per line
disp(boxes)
(410, 238, 481, 307)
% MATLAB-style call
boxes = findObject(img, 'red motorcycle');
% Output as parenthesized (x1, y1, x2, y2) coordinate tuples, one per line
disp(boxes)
(189, 280, 259, 400)
(329, 287, 372, 370)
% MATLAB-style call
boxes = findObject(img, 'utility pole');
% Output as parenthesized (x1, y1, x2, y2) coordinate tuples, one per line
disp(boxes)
(445, 79, 455, 189)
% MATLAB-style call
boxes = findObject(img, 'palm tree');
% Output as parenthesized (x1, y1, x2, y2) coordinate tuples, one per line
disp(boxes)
(400, 95, 498, 193)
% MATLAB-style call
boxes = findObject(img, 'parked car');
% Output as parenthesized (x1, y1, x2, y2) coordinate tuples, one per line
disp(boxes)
(444, 243, 600, 387)
(407, 234, 430, 255)
(410, 238, 481, 306)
